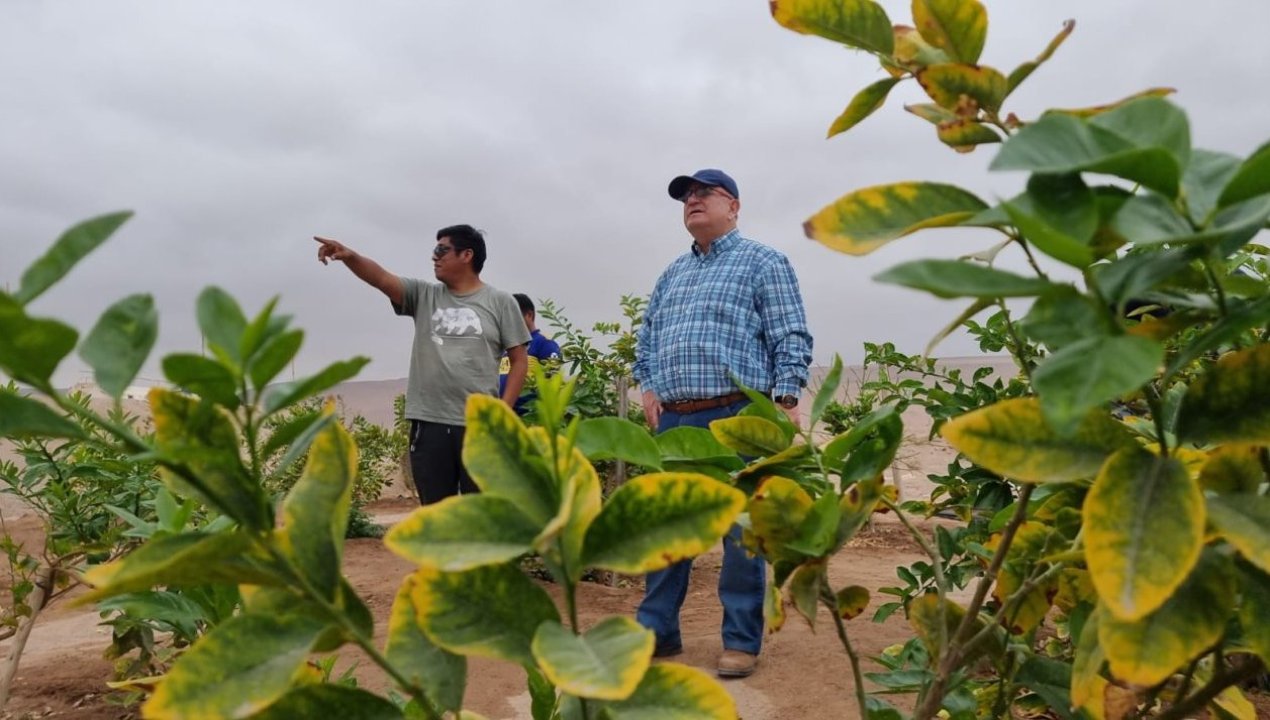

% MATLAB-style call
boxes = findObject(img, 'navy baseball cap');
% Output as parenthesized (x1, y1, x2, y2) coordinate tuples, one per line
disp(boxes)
(668, 169, 739, 200)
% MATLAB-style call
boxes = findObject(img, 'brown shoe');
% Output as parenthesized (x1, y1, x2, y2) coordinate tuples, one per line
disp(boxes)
(717, 649, 758, 678)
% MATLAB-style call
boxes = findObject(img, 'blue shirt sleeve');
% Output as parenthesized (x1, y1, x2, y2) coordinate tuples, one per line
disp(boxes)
(757, 255, 813, 397)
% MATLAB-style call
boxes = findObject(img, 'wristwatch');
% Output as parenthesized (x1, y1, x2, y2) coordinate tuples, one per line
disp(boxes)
(775, 394, 799, 409)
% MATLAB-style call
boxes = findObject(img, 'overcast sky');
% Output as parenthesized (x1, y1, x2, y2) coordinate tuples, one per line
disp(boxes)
(4, 1, 1268, 388)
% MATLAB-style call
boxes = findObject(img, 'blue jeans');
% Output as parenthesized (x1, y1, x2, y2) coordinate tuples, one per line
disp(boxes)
(636, 400, 765, 654)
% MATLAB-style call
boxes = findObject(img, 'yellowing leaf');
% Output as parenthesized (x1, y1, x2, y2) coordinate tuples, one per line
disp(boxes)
(827, 77, 900, 138)
(787, 560, 825, 627)
(916, 63, 1007, 113)
(1049, 87, 1176, 119)
(709, 415, 789, 456)
(582, 473, 744, 574)
(803, 182, 987, 256)
(531, 617, 653, 701)
(836, 585, 870, 620)
(1177, 345, 1270, 445)
(1085, 447, 1204, 621)
(770, 0, 893, 55)
(278, 419, 357, 599)
(1097, 551, 1234, 686)
(602, 662, 738, 720)
(1206, 495, 1270, 573)
(984, 521, 1058, 634)
(912, 0, 987, 64)
(936, 119, 1001, 152)
(1199, 444, 1265, 494)
(410, 564, 560, 666)
(462, 394, 559, 525)
(764, 582, 787, 634)
(745, 476, 814, 564)
(942, 397, 1136, 483)
(384, 495, 540, 571)
(385, 576, 465, 714)
(908, 593, 1004, 663)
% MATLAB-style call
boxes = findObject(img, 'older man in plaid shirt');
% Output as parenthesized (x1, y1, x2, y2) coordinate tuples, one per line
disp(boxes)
(632, 168, 813, 679)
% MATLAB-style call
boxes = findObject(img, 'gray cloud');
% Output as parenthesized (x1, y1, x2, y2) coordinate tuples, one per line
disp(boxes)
(3, 1, 1267, 387)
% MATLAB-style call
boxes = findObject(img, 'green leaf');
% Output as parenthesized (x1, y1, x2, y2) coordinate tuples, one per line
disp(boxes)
(261, 408, 323, 460)
(810, 354, 844, 428)
(770, 0, 893, 55)
(462, 394, 560, 525)
(1032, 335, 1165, 435)
(1239, 563, 1270, 664)
(15, 211, 133, 305)
(575, 417, 663, 470)
(582, 473, 744, 574)
(0, 390, 85, 440)
(196, 286, 248, 365)
(654, 427, 741, 468)
(908, 593, 1004, 663)
(601, 662, 738, 720)
(0, 294, 79, 391)
(531, 617, 653, 701)
(1218, 140, 1270, 207)
(410, 564, 560, 666)
(278, 420, 356, 598)
(709, 415, 789, 457)
(78, 294, 157, 400)
(1004, 19, 1074, 98)
(1182, 149, 1242, 224)
(79, 531, 280, 602)
(1025, 172, 1100, 242)
(875, 260, 1055, 299)
(143, 612, 327, 719)
(917, 63, 1006, 113)
(942, 397, 1137, 483)
(1098, 550, 1234, 685)
(1177, 345, 1270, 444)
(912, 0, 986, 64)
(827, 78, 900, 138)
(161, 353, 240, 408)
(1091, 246, 1197, 310)
(1166, 295, 1270, 380)
(385, 575, 465, 714)
(785, 493, 842, 557)
(249, 329, 304, 393)
(1207, 495, 1270, 573)
(1002, 201, 1096, 268)
(245, 686, 404, 720)
(1015, 656, 1078, 720)
(991, 113, 1184, 197)
(239, 296, 283, 364)
(1018, 286, 1113, 351)
(822, 406, 902, 467)
(803, 182, 988, 256)
(385, 495, 541, 571)
(150, 388, 271, 530)
(787, 560, 825, 626)
(1090, 96, 1191, 170)
(262, 356, 370, 415)
(1085, 447, 1204, 621)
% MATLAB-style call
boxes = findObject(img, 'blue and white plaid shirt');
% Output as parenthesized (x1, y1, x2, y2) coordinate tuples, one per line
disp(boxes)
(634, 229, 813, 402)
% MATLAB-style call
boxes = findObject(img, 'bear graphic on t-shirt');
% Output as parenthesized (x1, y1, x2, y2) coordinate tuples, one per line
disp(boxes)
(431, 307, 483, 340)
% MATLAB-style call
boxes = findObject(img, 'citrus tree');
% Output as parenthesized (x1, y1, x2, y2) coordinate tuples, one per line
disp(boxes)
(722, 1, 1270, 718)
(0, 214, 748, 719)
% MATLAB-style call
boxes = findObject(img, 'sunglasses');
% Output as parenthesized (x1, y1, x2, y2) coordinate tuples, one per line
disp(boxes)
(680, 185, 732, 201)
(432, 244, 457, 260)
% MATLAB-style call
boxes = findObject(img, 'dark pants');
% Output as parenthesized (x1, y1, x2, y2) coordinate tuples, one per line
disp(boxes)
(408, 420, 478, 505)
(635, 400, 766, 655)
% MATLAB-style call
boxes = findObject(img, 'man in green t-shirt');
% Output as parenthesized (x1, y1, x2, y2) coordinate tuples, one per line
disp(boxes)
(315, 224, 529, 504)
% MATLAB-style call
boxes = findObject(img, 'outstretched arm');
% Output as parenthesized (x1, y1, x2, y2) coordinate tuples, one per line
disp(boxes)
(314, 236, 404, 306)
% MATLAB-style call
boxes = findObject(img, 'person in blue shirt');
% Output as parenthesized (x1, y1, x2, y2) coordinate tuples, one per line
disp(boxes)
(631, 168, 813, 679)
(499, 293, 561, 414)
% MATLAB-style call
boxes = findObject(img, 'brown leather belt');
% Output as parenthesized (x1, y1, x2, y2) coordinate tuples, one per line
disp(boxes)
(661, 392, 748, 414)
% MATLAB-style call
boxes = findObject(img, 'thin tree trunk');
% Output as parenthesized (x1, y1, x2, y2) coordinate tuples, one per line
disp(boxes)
(0, 564, 55, 710)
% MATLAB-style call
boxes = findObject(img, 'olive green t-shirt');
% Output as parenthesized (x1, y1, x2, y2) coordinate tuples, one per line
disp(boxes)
(394, 279, 530, 425)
